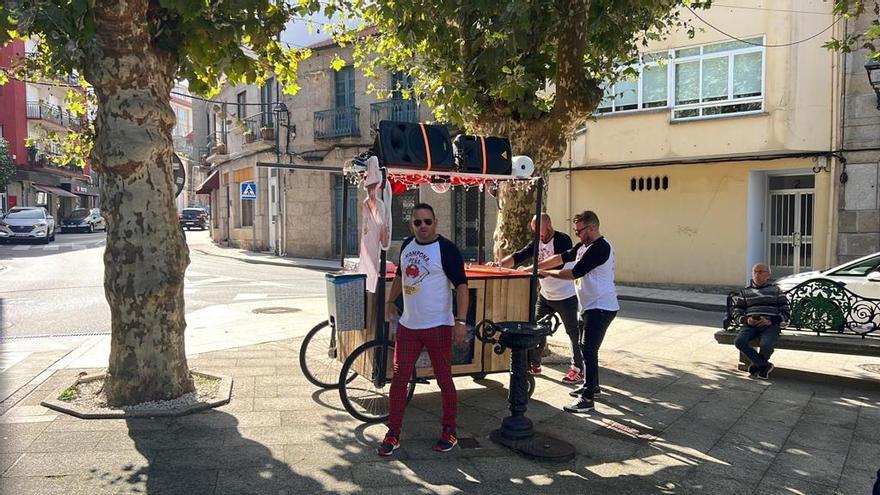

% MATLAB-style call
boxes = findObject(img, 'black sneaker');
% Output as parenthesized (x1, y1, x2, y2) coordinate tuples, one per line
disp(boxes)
(569, 386, 602, 398)
(748, 364, 758, 378)
(432, 427, 458, 452)
(757, 363, 774, 380)
(377, 434, 400, 457)
(563, 397, 595, 413)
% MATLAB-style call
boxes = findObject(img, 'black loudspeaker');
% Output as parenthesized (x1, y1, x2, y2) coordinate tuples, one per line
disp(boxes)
(377, 121, 455, 171)
(453, 135, 512, 175)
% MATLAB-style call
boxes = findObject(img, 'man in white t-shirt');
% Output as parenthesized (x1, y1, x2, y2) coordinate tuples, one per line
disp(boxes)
(379, 203, 469, 457)
(538, 210, 619, 413)
(494, 213, 581, 383)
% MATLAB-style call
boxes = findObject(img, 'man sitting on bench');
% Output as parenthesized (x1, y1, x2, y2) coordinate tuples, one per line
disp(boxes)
(731, 263, 791, 380)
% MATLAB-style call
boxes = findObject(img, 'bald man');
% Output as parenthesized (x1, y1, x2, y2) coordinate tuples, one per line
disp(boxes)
(731, 263, 790, 380)
(494, 213, 581, 382)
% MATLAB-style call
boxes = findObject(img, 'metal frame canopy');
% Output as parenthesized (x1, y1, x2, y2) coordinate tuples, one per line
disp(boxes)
(256, 160, 547, 339)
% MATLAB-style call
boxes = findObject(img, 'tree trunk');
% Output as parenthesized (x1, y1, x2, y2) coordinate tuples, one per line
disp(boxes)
(84, 0, 194, 405)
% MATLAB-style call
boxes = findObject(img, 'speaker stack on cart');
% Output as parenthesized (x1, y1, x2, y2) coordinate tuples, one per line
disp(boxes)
(376, 121, 455, 171)
(453, 135, 513, 176)
(374, 120, 523, 178)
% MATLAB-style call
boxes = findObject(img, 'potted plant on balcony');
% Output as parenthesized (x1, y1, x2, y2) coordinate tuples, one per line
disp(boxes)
(260, 126, 274, 141)
(243, 129, 256, 143)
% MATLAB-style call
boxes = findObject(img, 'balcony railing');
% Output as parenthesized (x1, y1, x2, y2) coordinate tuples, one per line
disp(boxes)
(25, 101, 83, 130)
(370, 99, 418, 130)
(314, 106, 360, 139)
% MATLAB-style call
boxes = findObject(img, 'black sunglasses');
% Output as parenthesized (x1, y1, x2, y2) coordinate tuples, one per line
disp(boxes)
(413, 218, 434, 226)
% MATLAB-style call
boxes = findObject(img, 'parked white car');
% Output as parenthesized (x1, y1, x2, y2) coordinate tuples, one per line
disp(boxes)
(776, 252, 880, 299)
(0, 207, 56, 244)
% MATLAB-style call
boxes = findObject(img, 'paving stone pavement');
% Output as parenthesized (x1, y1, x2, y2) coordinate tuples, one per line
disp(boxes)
(2, 317, 880, 494)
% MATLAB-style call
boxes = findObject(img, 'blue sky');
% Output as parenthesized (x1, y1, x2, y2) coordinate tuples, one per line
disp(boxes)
(281, 13, 362, 49)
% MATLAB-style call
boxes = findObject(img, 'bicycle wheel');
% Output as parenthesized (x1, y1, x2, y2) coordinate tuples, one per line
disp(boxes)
(339, 340, 415, 423)
(299, 320, 347, 389)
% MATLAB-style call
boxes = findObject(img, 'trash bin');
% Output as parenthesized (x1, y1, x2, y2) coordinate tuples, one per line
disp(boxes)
(325, 272, 366, 332)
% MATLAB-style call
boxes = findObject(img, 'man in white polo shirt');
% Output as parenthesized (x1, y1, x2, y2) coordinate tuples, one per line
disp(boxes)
(494, 213, 581, 382)
(539, 210, 619, 413)
(379, 203, 469, 456)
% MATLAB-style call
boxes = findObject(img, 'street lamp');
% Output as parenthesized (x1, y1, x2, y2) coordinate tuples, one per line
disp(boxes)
(866, 58, 880, 110)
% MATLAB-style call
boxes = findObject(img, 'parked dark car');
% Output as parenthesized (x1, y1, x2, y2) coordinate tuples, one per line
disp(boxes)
(0, 207, 56, 244)
(179, 208, 208, 230)
(61, 208, 106, 233)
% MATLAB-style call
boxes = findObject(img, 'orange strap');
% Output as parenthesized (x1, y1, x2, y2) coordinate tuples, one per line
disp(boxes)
(479, 136, 488, 175)
(419, 123, 432, 171)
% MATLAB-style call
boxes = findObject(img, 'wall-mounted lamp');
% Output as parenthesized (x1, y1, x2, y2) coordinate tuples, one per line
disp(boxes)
(866, 58, 880, 110)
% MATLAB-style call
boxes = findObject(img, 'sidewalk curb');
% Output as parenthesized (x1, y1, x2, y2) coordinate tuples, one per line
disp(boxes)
(193, 248, 340, 272)
(618, 294, 725, 313)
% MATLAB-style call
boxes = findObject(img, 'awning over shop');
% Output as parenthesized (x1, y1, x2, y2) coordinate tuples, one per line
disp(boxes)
(33, 184, 78, 198)
(195, 170, 219, 194)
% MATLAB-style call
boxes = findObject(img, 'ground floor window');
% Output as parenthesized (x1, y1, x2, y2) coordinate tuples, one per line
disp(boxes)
(240, 197, 254, 228)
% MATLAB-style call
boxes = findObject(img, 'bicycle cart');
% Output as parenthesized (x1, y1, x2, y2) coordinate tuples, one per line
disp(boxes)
(291, 132, 552, 424)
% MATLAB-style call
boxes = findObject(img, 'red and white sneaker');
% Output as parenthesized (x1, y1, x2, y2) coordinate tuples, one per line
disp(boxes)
(528, 364, 542, 375)
(562, 367, 583, 384)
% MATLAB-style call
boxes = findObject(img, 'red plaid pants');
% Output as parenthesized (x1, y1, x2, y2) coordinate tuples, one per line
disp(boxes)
(387, 323, 457, 434)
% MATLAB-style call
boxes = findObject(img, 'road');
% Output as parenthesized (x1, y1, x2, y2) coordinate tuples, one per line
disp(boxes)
(0, 230, 327, 338)
(0, 230, 719, 338)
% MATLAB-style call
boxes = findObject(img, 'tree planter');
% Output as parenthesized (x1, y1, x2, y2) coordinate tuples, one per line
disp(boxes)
(260, 127, 274, 141)
(41, 370, 233, 419)
(244, 132, 256, 144)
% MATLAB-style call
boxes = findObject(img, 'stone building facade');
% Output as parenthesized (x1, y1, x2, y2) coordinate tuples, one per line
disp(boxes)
(837, 14, 880, 263)
(197, 35, 498, 262)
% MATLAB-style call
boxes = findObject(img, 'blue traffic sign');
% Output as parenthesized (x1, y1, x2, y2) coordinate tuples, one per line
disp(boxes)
(240, 181, 257, 200)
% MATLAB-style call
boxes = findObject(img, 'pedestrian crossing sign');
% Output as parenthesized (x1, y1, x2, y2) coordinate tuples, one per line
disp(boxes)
(240, 182, 257, 200)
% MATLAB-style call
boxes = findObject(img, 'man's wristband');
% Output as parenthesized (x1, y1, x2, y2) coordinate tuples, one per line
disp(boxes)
(455, 319, 467, 325)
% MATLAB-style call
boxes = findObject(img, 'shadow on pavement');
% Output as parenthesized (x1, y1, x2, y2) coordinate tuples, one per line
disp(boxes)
(117, 411, 326, 494)
(303, 356, 880, 494)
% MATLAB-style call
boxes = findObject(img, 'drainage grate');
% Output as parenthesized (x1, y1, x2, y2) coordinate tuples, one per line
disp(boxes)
(858, 364, 880, 375)
(457, 437, 481, 450)
(252, 307, 301, 314)
(0, 330, 111, 341)
(592, 419, 661, 445)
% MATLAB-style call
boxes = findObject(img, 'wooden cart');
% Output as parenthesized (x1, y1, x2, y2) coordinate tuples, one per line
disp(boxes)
(294, 162, 550, 423)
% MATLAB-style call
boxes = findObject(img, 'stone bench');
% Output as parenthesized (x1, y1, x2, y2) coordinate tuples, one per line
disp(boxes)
(715, 278, 880, 370)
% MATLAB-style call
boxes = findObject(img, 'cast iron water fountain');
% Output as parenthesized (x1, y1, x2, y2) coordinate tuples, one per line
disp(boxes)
(475, 318, 576, 462)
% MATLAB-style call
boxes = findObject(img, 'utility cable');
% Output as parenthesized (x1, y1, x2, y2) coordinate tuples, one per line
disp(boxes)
(686, 5, 841, 48)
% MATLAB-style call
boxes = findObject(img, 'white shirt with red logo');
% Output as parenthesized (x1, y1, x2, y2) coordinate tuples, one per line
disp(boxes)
(396, 235, 467, 329)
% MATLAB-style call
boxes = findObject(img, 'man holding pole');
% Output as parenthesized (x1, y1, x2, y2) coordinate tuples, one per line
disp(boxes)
(380, 203, 469, 456)
(493, 213, 582, 382)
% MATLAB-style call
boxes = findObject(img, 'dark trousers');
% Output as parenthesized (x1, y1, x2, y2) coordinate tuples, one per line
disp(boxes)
(529, 294, 581, 369)
(579, 309, 617, 398)
(734, 324, 781, 370)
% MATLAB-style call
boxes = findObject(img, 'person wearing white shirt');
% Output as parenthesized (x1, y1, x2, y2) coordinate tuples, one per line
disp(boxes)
(538, 210, 619, 413)
(494, 213, 581, 383)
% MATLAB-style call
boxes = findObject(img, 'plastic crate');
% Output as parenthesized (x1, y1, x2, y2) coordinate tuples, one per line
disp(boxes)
(325, 272, 366, 332)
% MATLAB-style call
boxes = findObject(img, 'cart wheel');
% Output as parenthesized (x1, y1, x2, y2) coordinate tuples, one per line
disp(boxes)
(300, 320, 350, 389)
(527, 374, 536, 398)
(339, 340, 415, 423)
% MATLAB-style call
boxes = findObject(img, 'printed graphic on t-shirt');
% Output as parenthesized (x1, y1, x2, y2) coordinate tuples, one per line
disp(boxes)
(402, 250, 431, 295)
(539, 240, 553, 262)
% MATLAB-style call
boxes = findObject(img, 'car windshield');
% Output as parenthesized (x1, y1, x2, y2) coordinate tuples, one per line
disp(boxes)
(68, 209, 90, 219)
(829, 255, 880, 277)
(4, 209, 44, 219)
(182, 209, 204, 217)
